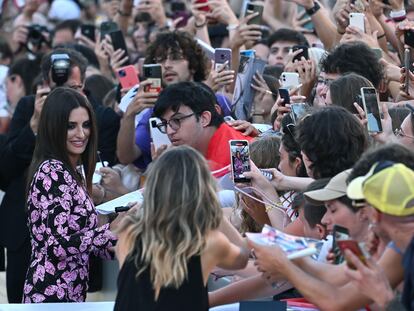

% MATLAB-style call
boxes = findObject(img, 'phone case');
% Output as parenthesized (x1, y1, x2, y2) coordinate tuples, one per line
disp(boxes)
(81, 25, 95, 42)
(337, 240, 367, 269)
(117, 65, 139, 89)
(290, 103, 309, 124)
(280, 72, 300, 89)
(214, 48, 232, 70)
(100, 21, 118, 39)
(195, 0, 210, 12)
(229, 140, 251, 183)
(278, 88, 290, 105)
(292, 45, 309, 61)
(143, 64, 162, 93)
(109, 30, 130, 64)
(149, 117, 171, 149)
(245, 3, 264, 25)
(404, 48, 410, 94)
(349, 13, 365, 32)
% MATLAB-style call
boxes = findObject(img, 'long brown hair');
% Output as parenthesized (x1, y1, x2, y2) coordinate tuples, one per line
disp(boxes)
(27, 87, 97, 193)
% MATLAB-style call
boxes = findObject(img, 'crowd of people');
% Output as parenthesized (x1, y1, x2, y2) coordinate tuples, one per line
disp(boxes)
(0, 0, 414, 309)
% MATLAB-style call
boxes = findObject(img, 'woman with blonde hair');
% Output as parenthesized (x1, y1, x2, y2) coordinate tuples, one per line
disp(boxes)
(114, 146, 249, 310)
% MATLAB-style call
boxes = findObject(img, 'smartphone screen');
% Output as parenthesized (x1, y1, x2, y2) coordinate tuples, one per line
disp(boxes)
(361, 87, 382, 133)
(229, 140, 251, 183)
(290, 103, 309, 124)
(337, 240, 367, 269)
(214, 48, 232, 70)
(143, 64, 162, 93)
(332, 225, 349, 265)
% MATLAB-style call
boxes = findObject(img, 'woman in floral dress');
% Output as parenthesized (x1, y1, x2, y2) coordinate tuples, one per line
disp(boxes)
(23, 87, 117, 303)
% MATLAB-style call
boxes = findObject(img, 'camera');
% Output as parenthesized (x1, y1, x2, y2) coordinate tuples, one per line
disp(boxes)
(118, 69, 126, 77)
(27, 24, 48, 49)
(51, 54, 71, 86)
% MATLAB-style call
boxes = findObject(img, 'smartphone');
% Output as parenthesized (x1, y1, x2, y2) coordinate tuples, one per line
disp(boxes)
(371, 47, 382, 59)
(229, 140, 251, 183)
(404, 30, 414, 48)
(332, 225, 349, 265)
(245, 2, 264, 25)
(100, 21, 118, 39)
(171, 1, 189, 28)
(149, 117, 171, 149)
(81, 24, 96, 42)
(280, 72, 300, 90)
(117, 65, 139, 89)
(278, 88, 290, 106)
(361, 87, 382, 133)
(292, 45, 309, 62)
(143, 64, 162, 93)
(290, 103, 310, 124)
(404, 48, 410, 95)
(214, 48, 232, 71)
(109, 30, 130, 65)
(337, 240, 367, 269)
(349, 13, 365, 32)
(195, 0, 210, 12)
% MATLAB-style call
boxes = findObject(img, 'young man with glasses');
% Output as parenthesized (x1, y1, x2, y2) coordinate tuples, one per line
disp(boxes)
(117, 31, 232, 170)
(153, 82, 253, 177)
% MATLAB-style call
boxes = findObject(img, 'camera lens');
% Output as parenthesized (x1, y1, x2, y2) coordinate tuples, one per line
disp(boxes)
(119, 70, 126, 77)
(151, 120, 157, 127)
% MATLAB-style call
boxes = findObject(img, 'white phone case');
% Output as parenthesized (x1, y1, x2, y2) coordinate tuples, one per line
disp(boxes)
(349, 13, 365, 32)
(149, 117, 171, 149)
(280, 72, 300, 90)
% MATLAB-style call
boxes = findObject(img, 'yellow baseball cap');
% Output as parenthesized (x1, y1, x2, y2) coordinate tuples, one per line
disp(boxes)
(347, 162, 414, 217)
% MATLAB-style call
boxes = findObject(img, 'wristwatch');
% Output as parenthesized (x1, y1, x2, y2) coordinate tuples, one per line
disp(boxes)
(306, 2, 320, 16)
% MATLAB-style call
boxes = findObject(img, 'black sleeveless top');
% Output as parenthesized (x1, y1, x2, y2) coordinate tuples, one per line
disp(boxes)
(114, 252, 209, 311)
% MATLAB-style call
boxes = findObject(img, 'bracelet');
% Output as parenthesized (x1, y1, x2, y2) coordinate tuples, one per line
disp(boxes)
(377, 33, 386, 39)
(195, 20, 207, 28)
(226, 24, 239, 31)
(306, 2, 320, 16)
(390, 9, 406, 22)
(117, 9, 131, 17)
(265, 202, 284, 213)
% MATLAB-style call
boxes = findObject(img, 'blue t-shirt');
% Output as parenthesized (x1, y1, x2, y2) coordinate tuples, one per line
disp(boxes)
(133, 93, 232, 170)
(402, 235, 414, 311)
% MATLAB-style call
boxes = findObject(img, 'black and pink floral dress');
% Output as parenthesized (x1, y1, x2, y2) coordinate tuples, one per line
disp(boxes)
(23, 159, 117, 303)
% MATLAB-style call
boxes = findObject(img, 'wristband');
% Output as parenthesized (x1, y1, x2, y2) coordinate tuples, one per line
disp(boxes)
(390, 9, 406, 22)
(195, 20, 207, 28)
(306, 2, 320, 16)
(226, 24, 239, 31)
(377, 33, 386, 39)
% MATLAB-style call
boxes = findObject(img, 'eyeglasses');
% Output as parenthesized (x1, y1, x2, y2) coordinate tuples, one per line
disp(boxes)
(156, 113, 195, 134)
(394, 127, 414, 139)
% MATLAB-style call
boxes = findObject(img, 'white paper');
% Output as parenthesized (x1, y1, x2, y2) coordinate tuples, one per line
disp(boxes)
(92, 161, 108, 184)
(96, 190, 143, 214)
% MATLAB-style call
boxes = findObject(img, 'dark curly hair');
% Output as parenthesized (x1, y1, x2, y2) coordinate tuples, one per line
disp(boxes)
(320, 42, 383, 88)
(144, 31, 208, 82)
(281, 114, 308, 177)
(348, 143, 414, 182)
(296, 106, 368, 179)
(267, 28, 309, 48)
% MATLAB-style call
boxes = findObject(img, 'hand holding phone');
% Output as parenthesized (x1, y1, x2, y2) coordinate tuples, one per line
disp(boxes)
(292, 45, 309, 62)
(214, 48, 232, 71)
(332, 225, 349, 265)
(280, 72, 300, 90)
(337, 240, 368, 269)
(245, 2, 264, 25)
(81, 24, 96, 42)
(149, 117, 171, 149)
(278, 88, 290, 106)
(230, 140, 251, 183)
